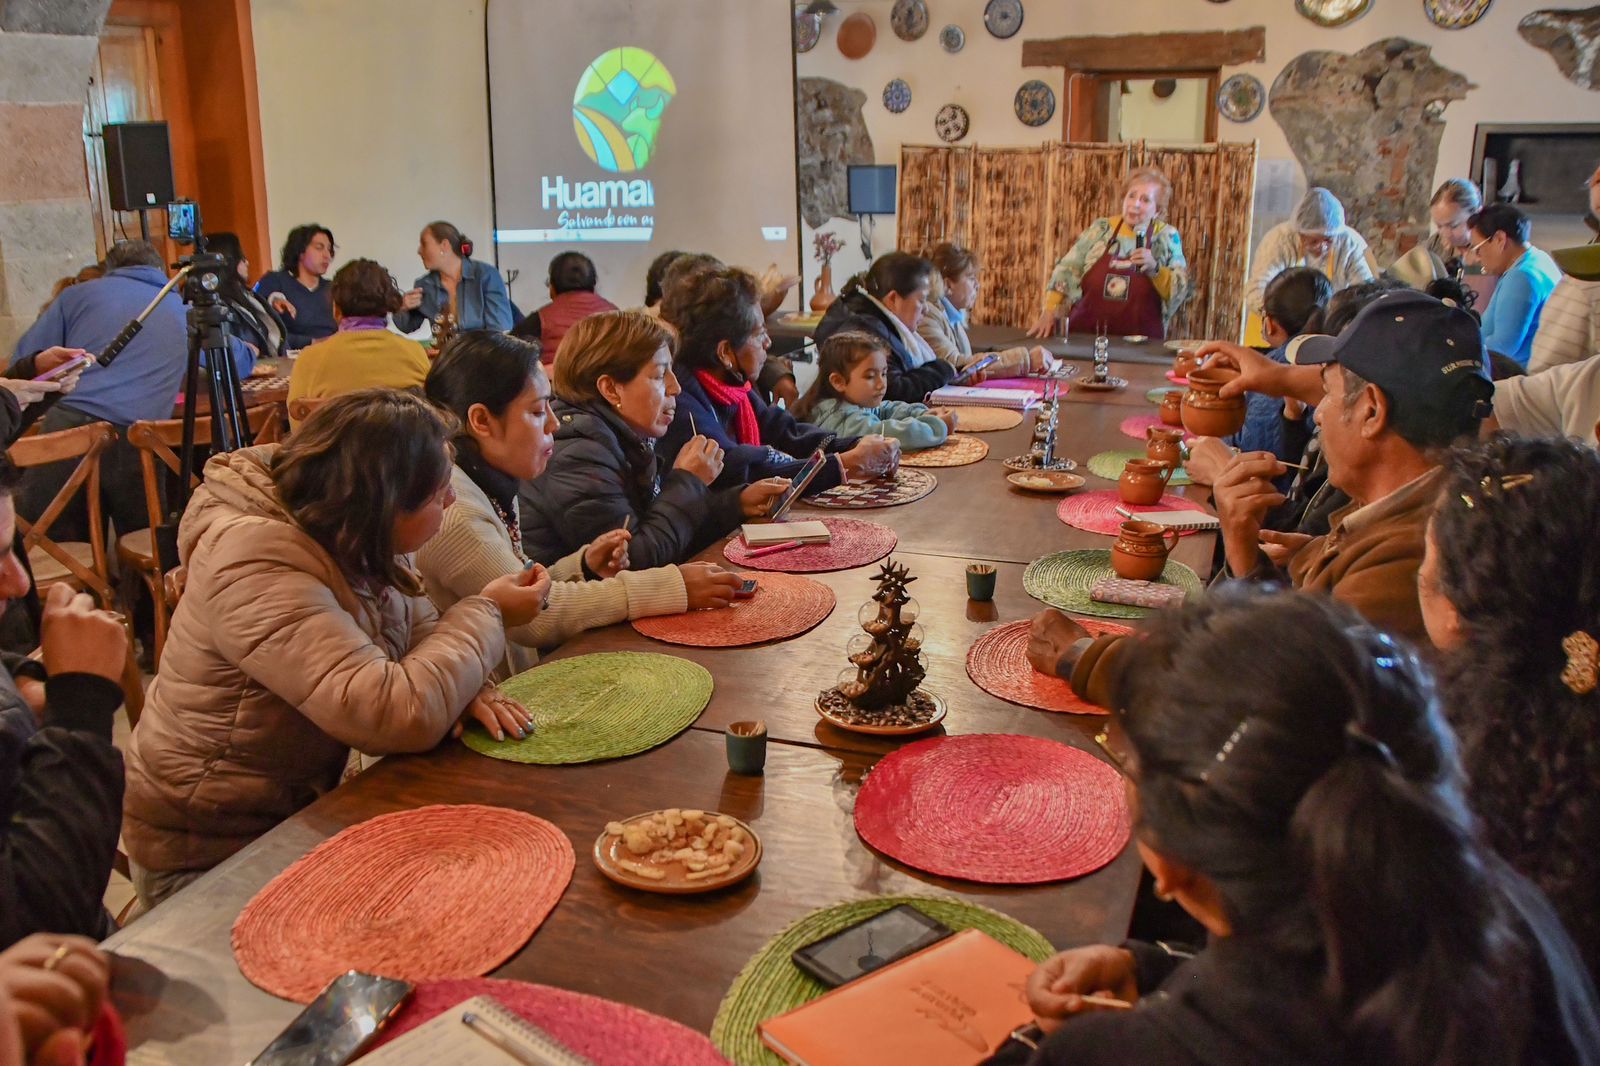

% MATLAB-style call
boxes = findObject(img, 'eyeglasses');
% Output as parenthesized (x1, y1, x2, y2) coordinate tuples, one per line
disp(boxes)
(1468, 235, 1493, 256)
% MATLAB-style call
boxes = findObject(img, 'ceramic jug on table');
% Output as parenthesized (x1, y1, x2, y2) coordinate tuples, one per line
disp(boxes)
(1111, 519, 1181, 581)
(1181, 366, 1246, 439)
(1118, 457, 1175, 506)
(1146, 426, 1185, 468)
(1159, 389, 1184, 426)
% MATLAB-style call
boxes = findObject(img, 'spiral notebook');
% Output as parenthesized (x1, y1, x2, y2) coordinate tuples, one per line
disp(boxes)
(1127, 509, 1219, 532)
(361, 995, 593, 1065)
(927, 385, 1039, 411)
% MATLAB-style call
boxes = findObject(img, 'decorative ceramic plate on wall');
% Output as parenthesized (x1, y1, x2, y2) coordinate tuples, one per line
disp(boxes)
(794, 11, 821, 53)
(936, 103, 971, 143)
(940, 25, 966, 53)
(1014, 81, 1056, 127)
(984, 0, 1025, 39)
(1424, 0, 1493, 27)
(883, 79, 913, 114)
(1295, 0, 1371, 26)
(1216, 74, 1265, 122)
(837, 12, 877, 59)
(891, 0, 930, 42)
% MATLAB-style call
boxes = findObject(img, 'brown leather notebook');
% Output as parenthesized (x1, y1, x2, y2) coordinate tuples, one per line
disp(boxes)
(758, 928, 1037, 1066)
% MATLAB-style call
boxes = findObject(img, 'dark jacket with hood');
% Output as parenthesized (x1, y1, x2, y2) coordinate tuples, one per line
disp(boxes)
(813, 288, 958, 403)
(520, 399, 745, 570)
(658, 366, 856, 495)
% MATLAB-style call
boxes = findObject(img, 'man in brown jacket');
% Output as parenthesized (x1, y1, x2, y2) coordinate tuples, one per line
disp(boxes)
(1032, 291, 1493, 702)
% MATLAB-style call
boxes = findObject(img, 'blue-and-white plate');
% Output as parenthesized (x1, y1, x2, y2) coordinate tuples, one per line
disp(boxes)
(1216, 74, 1264, 123)
(984, 0, 1024, 39)
(883, 79, 913, 114)
(1014, 80, 1056, 127)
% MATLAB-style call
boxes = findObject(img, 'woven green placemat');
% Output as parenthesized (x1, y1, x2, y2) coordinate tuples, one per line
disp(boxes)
(710, 895, 1054, 1066)
(1086, 448, 1192, 486)
(462, 652, 712, 764)
(1145, 385, 1184, 403)
(1023, 549, 1203, 620)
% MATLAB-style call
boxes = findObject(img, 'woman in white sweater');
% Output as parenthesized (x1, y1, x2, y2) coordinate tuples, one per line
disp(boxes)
(417, 330, 742, 677)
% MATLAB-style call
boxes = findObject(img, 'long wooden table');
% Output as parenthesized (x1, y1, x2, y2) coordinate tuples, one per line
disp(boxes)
(106, 360, 1210, 1064)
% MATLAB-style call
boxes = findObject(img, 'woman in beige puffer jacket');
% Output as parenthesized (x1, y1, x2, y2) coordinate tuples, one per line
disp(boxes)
(122, 391, 550, 907)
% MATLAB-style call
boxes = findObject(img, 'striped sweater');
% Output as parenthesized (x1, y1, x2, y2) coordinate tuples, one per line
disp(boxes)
(416, 465, 687, 678)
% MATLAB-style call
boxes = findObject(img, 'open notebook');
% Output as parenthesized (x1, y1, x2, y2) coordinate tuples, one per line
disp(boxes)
(927, 385, 1039, 411)
(1127, 509, 1219, 532)
(361, 995, 593, 1066)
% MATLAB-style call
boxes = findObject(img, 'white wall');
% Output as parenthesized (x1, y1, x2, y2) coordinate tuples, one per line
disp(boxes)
(1115, 79, 1209, 146)
(796, 0, 1600, 296)
(250, 0, 501, 307)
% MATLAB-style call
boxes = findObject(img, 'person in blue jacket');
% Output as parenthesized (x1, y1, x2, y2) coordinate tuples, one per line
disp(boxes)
(813, 252, 961, 404)
(1469, 204, 1561, 367)
(394, 221, 512, 334)
(657, 265, 898, 494)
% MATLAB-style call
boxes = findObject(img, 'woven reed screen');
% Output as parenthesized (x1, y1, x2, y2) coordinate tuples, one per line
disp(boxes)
(899, 141, 1258, 342)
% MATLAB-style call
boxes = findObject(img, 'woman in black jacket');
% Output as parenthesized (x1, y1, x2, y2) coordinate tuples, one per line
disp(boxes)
(814, 252, 961, 403)
(657, 265, 895, 491)
(209, 231, 287, 361)
(519, 311, 789, 569)
(989, 588, 1600, 1066)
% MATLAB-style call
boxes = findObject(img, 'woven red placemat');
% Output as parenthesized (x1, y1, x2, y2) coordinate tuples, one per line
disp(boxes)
(1057, 489, 1207, 537)
(632, 573, 836, 647)
(1165, 371, 1188, 384)
(370, 977, 730, 1065)
(232, 805, 573, 1002)
(724, 517, 897, 573)
(966, 618, 1132, 715)
(854, 734, 1130, 884)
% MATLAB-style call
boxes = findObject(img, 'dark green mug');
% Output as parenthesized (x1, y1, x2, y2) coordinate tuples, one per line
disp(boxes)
(726, 720, 768, 775)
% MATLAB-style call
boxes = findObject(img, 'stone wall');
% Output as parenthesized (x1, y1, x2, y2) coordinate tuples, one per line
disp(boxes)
(0, 0, 110, 356)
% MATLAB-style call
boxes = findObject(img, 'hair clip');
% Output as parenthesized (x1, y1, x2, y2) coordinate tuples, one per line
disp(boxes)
(1462, 472, 1534, 509)
(1199, 719, 1250, 783)
(1561, 630, 1598, 695)
(1344, 720, 1398, 768)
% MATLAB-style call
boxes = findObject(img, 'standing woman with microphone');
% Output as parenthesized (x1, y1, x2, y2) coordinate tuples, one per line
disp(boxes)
(394, 221, 514, 334)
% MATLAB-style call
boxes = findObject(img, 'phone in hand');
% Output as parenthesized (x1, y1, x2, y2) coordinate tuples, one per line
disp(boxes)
(247, 972, 413, 1066)
(31, 353, 94, 382)
(952, 353, 999, 384)
(733, 578, 759, 599)
(767, 449, 829, 521)
(790, 904, 954, 988)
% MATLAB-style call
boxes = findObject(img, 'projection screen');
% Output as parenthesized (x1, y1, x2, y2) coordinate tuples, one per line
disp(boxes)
(486, 0, 800, 308)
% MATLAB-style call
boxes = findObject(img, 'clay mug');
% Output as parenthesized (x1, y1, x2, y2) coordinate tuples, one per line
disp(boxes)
(1181, 366, 1247, 438)
(1172, 348, 1201, 378)
(1145, 426, 1186, 468)
(1118, 458, 1175, 506)
(1111, 519, 1181, 581)
(1159, 388, 1184, 426)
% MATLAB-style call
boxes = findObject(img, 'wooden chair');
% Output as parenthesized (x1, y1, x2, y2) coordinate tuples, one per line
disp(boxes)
(121, 404, 284, 665)
(7, 421, 145, 724)
(287, 396, 326, 426)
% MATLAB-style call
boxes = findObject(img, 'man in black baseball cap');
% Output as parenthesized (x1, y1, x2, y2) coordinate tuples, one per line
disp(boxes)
(1209, 289, 1492, 643)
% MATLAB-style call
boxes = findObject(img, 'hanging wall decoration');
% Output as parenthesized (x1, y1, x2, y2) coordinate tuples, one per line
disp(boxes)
(837, 12, 877, 59)
(891, 0, 930, 41)
(883, 79, 913, 114)
(1425, 0, 1494, 27)
(935, 103, 971, 142)
(1216, 73, 1265, 122)
(1014, 81, 1057, 127)
(941, 25, 966, 53)
(984, 0, 1025, 40)
(1295, 0, 1373, 26)
(794, 10, 822, 53)
(1519, 7, 1600, 90)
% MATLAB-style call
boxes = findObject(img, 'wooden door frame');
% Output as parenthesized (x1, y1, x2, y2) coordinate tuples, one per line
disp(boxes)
(1067, 71, 1221, 144)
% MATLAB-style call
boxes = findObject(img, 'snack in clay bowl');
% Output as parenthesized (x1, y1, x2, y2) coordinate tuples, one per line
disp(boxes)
(594, 808, 763, 894)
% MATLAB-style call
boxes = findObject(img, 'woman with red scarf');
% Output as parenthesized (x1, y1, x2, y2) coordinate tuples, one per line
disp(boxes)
(659, 266, 898, 492)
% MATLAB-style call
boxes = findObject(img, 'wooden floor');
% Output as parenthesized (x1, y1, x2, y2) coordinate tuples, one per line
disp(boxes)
(104, 357, 1214, 1064)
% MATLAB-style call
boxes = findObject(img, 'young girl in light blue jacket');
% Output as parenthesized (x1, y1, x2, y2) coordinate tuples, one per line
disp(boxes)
(792, 331, 953, 450)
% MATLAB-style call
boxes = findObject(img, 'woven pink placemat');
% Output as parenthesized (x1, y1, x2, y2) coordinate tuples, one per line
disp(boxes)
(966, 618, 1132, 716)
(1121, 412, 1188, 441)
(632, 572, 835, 646)
(369, 977, 730, 1065)
(854, 734, 1130, 884)
(724, 517, 897, 573)
(1165, 371, 1188, 384)
(974, 376, 1051, 396)
(1057, 489, 1207, 537)
(233, 805, 573, 1002)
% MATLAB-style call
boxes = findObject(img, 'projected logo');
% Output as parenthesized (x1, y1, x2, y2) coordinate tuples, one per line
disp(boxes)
(572, 47, 677, 174)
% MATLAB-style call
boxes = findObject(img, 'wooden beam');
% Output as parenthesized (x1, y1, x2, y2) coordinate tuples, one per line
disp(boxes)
(1023, 28, 1265, 73)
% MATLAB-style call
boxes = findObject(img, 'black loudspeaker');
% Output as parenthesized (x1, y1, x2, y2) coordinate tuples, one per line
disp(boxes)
(103, 122, 174, 212)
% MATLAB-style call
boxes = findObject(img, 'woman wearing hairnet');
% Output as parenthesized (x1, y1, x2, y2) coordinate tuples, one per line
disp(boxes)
(1244, 188, 1376, 332)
